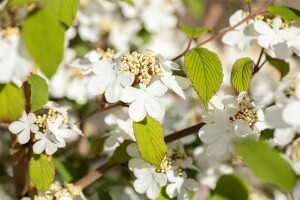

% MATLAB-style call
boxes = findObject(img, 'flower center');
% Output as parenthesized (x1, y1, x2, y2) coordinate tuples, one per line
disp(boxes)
(119, 51, 163, 85)
(156, 156, 173, 173)
(254, 14, 290, 29)
(97, 48, 115, 61)
(35, 109, 68, 132)
(291, 137, 300, 162)
(230, 98, 258, 129)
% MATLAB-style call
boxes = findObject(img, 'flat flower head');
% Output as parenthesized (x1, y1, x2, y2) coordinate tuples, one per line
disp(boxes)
(8, 111, 38, 144)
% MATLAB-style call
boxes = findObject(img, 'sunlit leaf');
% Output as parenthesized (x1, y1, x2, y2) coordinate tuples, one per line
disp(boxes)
(231, 57, 253, 92)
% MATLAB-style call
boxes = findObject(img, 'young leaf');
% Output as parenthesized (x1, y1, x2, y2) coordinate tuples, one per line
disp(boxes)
(0, 84, 25, 122)
(6, 0, 40, 7)
(230, 57, 253, 93)
(23, 8, 65, 79)
(156, 186, 171, 200)
(30, 154, 55, 193)
(235, 139, 297, 192)
(265, 54, 289, 78)
(133, 116, 168, 167)
(184, 48, 223, 109)
(178, 23, 210, 38)
(259, 129, 274, 141)
(183, 0, 204, 17)
(44, 0, 80, 27)
(267, 5, 300, 23)
(98, 188, 116, 200)
(27, 74, 48, 112)
(212, 175, 249, 200)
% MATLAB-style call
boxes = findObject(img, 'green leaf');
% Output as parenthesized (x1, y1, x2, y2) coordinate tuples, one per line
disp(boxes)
(235, 139, 297, 192)
(91, 137, 105, 155)
(184, 48, 223, 109)
(54, 159, 73, 183)
(23, 8, 65, 79)
(212, 175, 249, 200)
(230, 57, 253, 93)
(183, 0, 204, 17)
(44, 0, 79, 27)
(156, 186, 173, 200)
(98, 188, 116, 200)
(267, 5, 300, 23)
(207, 195, 229, 200)
(265, 54, 289, 78)
(178, 23, 210, 38)
(27, 74, 48, 112)
(259, 129, 274, 141)
(109, 141, 132, 164)
(29, 154, 55, 193)
(0, 84, 25, 122)
(133, 117, 168, 167)
(6, 0, 40, 7)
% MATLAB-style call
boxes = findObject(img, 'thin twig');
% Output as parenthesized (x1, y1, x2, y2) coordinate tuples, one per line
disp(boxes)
(253, 48, 265, 74)
(172, 37, 194, 61)
(75, 122, 205, 189)
(247, 1, 252, 14)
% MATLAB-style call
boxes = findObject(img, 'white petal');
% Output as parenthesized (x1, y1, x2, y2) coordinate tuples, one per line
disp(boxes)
(8, 121, 26, 134)
(87, 76, 110, 95)
(133, 176, 152, 194)
(222, 31, 240, 47)
(272, 17, 282, 31)
(27, 113, 37, 123)
(282, 101, 300, 126)
(45, 142, 58, 155)
(145, 97, 165, 120)
(265, 106, 289, 128)
(55, 129, 73, 139)
(92, 60, 114, 76)
(147, 181, 160, 199)
(35, 132, 44, 140)
(105, 80, 122, 103)
(166, 183, 178, 198)
(153, 172, 167, 186)
(295, 85, 300, 99)
(128, 96, 147, 122)
(207, 135, 232, 156)
(274, 128, 295, 146)
(198, 124, 221, 143)
(146, 81, 167, 97)
(121, 86, 141, 103)
(87, 50, 99, 63)
(30, 124, 39, 133)
(183, 179, 199, 190)
(33, 139, 46, 154)
(233, 119, 252, 137)
(18, 128, 30, 144)
(257, 35, 273, 49)
(161, 76, 186, 99)
(254, 21, 273, 35)
(118, 71, 135, 87)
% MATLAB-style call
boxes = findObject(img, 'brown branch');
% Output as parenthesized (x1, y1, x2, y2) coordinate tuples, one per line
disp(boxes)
(171, 0, 274, 62)
(75, 122, 205, 189)
(253, 48, 265, 74)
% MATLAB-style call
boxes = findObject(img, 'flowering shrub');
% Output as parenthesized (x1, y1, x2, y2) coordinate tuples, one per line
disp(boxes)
(1, 0, 300, 199)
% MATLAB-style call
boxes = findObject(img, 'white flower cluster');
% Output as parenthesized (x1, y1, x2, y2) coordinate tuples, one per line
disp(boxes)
(74, 49, 189, 122)
(222, 10, 300, 59)
(8, 102, 82, 155)
(199, 92, 263, 156)
(127, 142, 199, 200)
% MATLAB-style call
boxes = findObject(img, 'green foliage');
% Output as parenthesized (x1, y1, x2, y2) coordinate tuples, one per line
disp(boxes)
(156, 186, 173, 200)
(44, 0, 80, 27)
(235, 139, 297, 192)
(91, 137, 105, 155)
(178, 23, 210, 38)
(23, 8, 65, 79)
(6, 0, 40, 7)
(0, 84, 25, 122)
(267, 5, 300, 23)
(27, 74, 48, 112)
(230, 57, 253, 93)
(109, 141, 132, 164)
(265, 54, 289, 78)
(133, 116, 168, 167)
(212, 175, 249, 200)
(29, 154, 55, 193)
(184, 48, 223, 109)
(54, 159, 73, 183)
(259, 129, 274, 141)
(207, 195, 229, 200)
(183, 0, 204, 17)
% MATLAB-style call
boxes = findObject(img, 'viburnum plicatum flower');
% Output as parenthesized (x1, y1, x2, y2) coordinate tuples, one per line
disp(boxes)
(121, 80, 168, 122)
(166, 170, 198, 200)
(222, 10, 256, 51)
(199, 93, 262, 156)
(88, 59, 135, 103)
(8, 111, 39, 144)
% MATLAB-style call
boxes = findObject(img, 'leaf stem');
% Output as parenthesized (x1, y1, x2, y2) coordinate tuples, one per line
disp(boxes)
(253, 48, 265, 74)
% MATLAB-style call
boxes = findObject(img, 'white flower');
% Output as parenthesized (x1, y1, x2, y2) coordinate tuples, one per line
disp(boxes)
(166, 170, 198, 200)
(121, 80, 168, 122)
(286, 26, 300, 56)
(88, 59, 135, 103)
(199, 94, 261, 156)
(222, 10, 257, 51)
(254, 17, 293, 59)
(8, 111, 39, 144)
(33, 117, 73, 155)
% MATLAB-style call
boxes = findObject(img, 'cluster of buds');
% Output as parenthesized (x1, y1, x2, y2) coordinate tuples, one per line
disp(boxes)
(119, 51, 163, 85)
(35, 109, 68, 133)
(156, 156, 173, 173)
(34, 182, 84, 200)
(254, 14, 289, 29)
(0, 27, 19, 38)
(97, 48, 115, 61)
(291, 137, 300, 162)
(230, 96, 258, 129)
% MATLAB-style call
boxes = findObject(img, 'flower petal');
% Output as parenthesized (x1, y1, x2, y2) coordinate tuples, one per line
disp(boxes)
(146, 81, 168, 97)
(45, 141, 58, 155)
(274, 128, 295, 146)
(145, 97, 165, 120)
(33, 139, 46, 154)
(282, 101, 300, 126)
(128, 96, 147, 122)
(118, 71, 135, 87)
(105, 80, 123, 103)
(8, 121, 26, 134)
(121, 86, 141, 103)
(18, 127, 30, 144)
